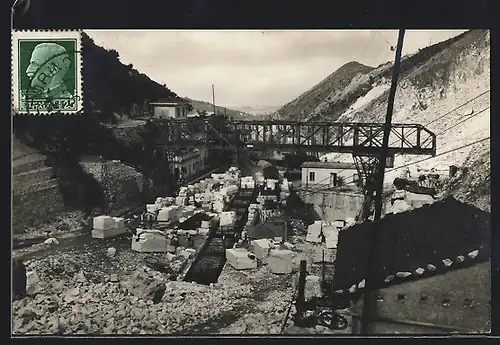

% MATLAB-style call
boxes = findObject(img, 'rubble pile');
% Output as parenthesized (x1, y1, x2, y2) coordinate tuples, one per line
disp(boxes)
(13, 256, 264, 335)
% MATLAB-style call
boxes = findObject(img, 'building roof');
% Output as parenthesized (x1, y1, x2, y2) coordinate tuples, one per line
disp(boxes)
(150, 96, 189, 105)
(333, 196, 491, 293)
(301, 161, 357, 170)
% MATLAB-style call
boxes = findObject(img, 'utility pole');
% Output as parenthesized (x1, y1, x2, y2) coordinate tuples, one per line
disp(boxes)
(212, 84, 216, 115)
(360, 29, 406, 335)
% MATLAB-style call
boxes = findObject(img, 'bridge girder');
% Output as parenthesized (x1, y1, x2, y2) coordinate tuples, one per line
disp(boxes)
(160, 119, 437, 157)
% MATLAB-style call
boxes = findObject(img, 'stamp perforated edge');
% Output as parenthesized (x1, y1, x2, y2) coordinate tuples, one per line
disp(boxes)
(11, 30, 84, 116)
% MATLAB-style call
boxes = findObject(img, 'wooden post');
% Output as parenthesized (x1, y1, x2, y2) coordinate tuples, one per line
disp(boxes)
(360, 29, 406, 335)
(294, 260, 307, 325)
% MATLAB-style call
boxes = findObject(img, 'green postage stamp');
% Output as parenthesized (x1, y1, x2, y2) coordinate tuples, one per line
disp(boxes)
(11, 30, 83, 115)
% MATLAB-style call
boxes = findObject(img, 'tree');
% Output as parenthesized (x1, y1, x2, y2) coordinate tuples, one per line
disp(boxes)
(130, 103, 140, 118)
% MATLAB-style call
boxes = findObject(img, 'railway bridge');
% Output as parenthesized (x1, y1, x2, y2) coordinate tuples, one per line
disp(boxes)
(156, 118, 437, 220)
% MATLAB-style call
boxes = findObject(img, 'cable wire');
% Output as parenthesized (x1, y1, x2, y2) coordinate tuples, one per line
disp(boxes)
(304, 90, 490, 191)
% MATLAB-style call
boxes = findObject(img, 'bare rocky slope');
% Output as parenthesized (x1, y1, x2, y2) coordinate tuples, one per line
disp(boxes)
(276, 30, 490, 211)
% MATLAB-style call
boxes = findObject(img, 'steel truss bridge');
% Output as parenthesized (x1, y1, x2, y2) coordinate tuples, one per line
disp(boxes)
(158, 119, 437, 220)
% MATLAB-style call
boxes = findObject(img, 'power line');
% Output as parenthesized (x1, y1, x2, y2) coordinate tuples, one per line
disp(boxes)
(314, 90, 490, 184)
(298, 134, 490, 195)
(337, 136, 491, 187)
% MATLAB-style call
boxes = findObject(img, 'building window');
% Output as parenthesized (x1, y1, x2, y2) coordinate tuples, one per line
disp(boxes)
(309, 171, 315, 182)
(330, 172, 338, 187)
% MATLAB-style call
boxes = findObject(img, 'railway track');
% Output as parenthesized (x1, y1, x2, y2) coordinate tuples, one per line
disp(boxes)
(183, 187, 256, 285)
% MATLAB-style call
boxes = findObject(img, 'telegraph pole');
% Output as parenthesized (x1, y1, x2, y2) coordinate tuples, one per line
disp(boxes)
(212, 84, 216, 115)
(360, 29, 406, 334)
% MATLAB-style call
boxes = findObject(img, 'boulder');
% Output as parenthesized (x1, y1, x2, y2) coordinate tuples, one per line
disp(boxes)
(112, 217, 125, 230)
(131, 230, 168, 253)
(157, 206, 179, 222)
(93, 216, 116, 230)
(267, 249, 294, 274)
(252, 239, 273, 261)
(220, 211, 237, 227)
(226, 248, 257, 270)
(146, 204, 159, 213)
(306, 221, 322, 243)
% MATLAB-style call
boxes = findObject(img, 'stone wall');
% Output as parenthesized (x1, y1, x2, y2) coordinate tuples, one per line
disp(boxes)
(299, 190, 391, 221)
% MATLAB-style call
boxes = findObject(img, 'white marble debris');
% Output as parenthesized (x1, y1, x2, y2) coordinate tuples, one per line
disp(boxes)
(26, 270, 42, 295)
(252, 239, 274, 261)
(180, 249, 195, 260)
(267, 249, 294, 274)
(44, 237, 59, 245)
(456, 255, 466, 263)
(201, 220, 211, 229)
(175, 246, 185, 255)
(468, 249, 479, 259)
(187, 230, 198, 236)
(106, 247, 117, 257)
(306, 220, 323, 243)
(396, 271, 412, 278)
(426, 264, 437, 271)
(226, 248, 257, 270)
(384, 275, 395, 283)
(349, 284, 357, 293)
(442, 258, 453, 267)
(113, 217, 125, 229)
(273, 237, 283, 243)
(358, 279, 366, 289)
(415, 267, 425, 275)
(92, 216, 127, 239)
(220, 211, 237, 227)
(198, 228, 210, 236)
(131, 229, 168, 253)
(110, 273, 119, 282)
(93, 215, 116, 230)
(157, 206, 179, 222)
(283, 242, 295, 250)
(333, 219, 346, 229)
(322, 223, 339, 249)
(165, 252, 176, 261)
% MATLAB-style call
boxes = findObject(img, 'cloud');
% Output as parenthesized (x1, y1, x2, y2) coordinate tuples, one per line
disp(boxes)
(85, 30, 467, 108)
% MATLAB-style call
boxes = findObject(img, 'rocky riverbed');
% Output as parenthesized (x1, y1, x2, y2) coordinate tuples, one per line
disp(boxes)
(12, 238, 296, 335)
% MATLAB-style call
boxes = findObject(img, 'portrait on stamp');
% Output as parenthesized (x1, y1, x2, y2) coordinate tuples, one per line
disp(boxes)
(11, 31, 83, 114)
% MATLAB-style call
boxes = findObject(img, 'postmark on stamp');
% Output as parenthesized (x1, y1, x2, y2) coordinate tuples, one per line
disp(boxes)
(11, 30, 83, 115)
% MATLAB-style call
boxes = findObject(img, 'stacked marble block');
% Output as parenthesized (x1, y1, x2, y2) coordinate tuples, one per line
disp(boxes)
(251, 239, 293, 274)
(306, 220, 345, 249)
(240, 176, 255, 189)
(132, 229, 168, 252)
(225, 248, 257, 270)
(220, 211, 236, 230)
(279, 178, 291, 205)
(92, 216, 127, 239)
(242, 203, 260, 239)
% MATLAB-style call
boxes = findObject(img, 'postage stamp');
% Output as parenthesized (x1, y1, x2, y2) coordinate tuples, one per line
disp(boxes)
(11, 30, 83, 115)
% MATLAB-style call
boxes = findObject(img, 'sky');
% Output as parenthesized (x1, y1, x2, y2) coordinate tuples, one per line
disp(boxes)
(85, 30, 467, 110)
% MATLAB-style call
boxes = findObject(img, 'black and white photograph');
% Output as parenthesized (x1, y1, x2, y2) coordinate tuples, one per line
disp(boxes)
(12, 26, 491, 335)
